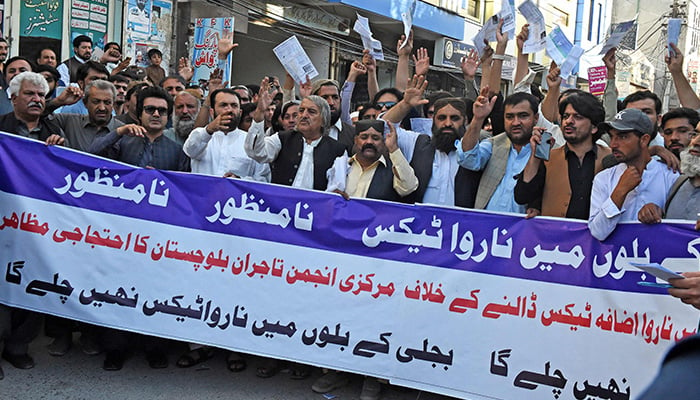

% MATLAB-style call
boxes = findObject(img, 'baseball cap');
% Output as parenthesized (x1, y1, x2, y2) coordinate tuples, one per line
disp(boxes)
(598, 108, 653, 135)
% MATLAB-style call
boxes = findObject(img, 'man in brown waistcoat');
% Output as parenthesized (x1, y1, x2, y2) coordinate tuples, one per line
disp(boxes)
(514, 91, 610, 219)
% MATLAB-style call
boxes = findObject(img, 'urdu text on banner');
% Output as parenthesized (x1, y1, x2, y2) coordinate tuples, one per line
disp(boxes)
(0, 132, 698, 400)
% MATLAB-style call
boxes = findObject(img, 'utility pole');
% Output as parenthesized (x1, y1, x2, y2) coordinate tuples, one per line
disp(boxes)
(663, 0, 687, 110)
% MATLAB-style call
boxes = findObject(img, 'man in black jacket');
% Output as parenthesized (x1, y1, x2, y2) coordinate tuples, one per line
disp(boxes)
(245, 78, 346, 191)
(0, 71, 64, 145)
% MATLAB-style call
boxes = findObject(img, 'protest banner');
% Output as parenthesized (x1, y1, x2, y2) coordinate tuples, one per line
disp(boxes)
(0, 132, 698, 399)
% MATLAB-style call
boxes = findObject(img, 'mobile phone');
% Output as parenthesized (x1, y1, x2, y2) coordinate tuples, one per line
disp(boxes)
(535, 131, 552, 160)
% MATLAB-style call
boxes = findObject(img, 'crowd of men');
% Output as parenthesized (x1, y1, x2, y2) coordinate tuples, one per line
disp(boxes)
(0, 21, 698, 399)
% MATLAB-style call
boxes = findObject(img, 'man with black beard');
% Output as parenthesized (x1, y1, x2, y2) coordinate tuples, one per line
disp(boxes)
(460, 89, 540, 213)
(661, 108, 699, 160)
(57, 35, 92, 85)
(381, 75, 482, 207)
(311, 79, 354, 152)
(165, 90, 200, 145)
(184, 88, 269, 180)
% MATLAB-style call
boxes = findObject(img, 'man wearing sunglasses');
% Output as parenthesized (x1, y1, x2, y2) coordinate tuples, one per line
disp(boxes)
(87, 86, 188, 371)
(89, 86, 189, 172)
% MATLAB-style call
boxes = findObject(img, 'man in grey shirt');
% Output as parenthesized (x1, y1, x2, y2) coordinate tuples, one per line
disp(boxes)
(666, 130, 700, 228)
(51, 79, 123, 152)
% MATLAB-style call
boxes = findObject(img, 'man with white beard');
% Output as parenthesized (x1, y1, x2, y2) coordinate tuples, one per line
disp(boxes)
(164, 90, 200, 145)
(660, 130, 700, 313)
(665, 129, 700, 228)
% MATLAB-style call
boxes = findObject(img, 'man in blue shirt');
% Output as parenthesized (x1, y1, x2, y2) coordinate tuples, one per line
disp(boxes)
(460, 89, 540, 213)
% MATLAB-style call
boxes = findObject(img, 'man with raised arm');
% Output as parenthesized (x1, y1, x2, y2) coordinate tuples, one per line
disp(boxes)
(381, 75, 482, 207)
(184, 88, 269, 181)
(459, 87, 539, 213)
(245, 78, 346, 191)
(515, 91, 610, 219)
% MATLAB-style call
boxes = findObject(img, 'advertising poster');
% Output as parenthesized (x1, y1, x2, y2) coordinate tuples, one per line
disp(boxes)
(69, 0, 108, 52)
(124, 0, 172, 70)
(191, 17, 234, 86)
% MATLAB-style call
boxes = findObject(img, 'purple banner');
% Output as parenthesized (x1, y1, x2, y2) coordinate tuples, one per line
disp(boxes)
(0, 132, 697, 293)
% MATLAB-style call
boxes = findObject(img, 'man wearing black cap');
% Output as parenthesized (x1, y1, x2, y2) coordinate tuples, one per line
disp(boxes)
(515, 91, 610, 219)
(588, 108, 680, 241)
(326, 119, 418, 201)
(316, 117, 417, 398)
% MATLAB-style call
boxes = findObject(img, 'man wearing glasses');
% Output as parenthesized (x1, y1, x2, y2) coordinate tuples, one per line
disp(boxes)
(89, 86, 189, 172)
(87, 86, 188, 371)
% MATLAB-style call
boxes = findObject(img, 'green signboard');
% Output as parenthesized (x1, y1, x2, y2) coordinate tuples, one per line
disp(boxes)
(20, 0, 63, 39)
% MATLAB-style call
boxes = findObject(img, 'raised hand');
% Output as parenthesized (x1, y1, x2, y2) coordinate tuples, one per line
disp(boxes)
(460, 49, 480, 80)
(217, 31, 238, 59)
(665, 43, 683, 74)
(397, 29, 414, 57)
(413, 47, 430, 76)
(516, 24, 530, 53)
(178, 57, 194, 83)
(495, 19, 509, 52)
(401, 74, 429, 108)
(473, 86, 497, 121)
(546, 61, 561, 89)
(348, 60, 367, 81)
(362, 49, 376, 73)
(603, 47, 616, 77)
(480, 41, 494, 64)
(298, 76, 312, 98)
(55, 85, 83, 106)
(385, 121, 398, 153)
(207, 68, 227, 93)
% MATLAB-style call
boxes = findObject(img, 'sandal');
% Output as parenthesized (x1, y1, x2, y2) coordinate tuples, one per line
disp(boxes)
(290, 363, 312, 380)
(176, 347, 215, 368)
(226, 352, 247, 372)
(256, 358, 280, 378)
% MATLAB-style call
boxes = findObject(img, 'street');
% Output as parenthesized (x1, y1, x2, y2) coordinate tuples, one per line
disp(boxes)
(0, 333, 457, 400)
